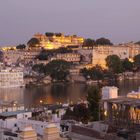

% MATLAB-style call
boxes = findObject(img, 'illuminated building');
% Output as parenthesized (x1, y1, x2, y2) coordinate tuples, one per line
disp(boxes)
(92, 43, 140, 68)
(0, 68, 24, 88)
(33, 33, 84, 50)
(51, 53, 81, 63)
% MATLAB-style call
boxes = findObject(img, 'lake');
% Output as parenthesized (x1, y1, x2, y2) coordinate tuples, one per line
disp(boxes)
(0, 80, 140, 107)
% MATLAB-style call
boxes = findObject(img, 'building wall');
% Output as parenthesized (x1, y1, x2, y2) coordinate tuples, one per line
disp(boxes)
(51, 53, 81, 63)
(0, 69, 24, 87)
(34, 33, 84, 50)
(92, 44, 140, 68)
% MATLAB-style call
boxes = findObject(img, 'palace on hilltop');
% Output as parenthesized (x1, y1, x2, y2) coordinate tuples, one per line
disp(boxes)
(34, 33, 84, 49)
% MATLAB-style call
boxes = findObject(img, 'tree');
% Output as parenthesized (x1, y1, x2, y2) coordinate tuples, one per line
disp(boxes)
(134, 54, 140, 70)
(80, 68, 90, 79)
(32, 64, 46, 75)
(16, 44, 26, 50)
(0, 51, 3, 62)
(87, 86, 101, 121)
(27, 38, 40, 48)
(80, 65, 104, 80)
(45, 60, 70, 81)
(73, 103, 89, 123)
(36, 49, 51, 60)
(54, 47, 73, 54)
(83, 38, 95, 47)
(106, 55, 123, 73)
(122, 58, 133, 71)
(45, 32, 54, 37)
(96, 38, 113, 46)
(63, 104, 89, 123)
(55, 33, 62, 37)
(89, 65, 104, 80)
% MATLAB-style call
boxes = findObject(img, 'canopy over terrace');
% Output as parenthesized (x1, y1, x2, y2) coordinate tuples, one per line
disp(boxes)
(101, 97, 140, 130)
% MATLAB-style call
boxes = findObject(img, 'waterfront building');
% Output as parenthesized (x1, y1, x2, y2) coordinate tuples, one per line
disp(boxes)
(51, 53, 81, 63)
(3, 49, 41, 65)
(0, 68, 24, 88)
(102, 86, 118, 100)
(92, 43, 140, 68)
(92, 45, 129, 68)
(0, 101, 24, 113)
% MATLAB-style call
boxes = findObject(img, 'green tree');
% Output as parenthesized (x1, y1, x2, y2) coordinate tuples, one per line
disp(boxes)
(80, 65, 104, 80)
(80, 68, 90, 79)
(96, 38, 113, 46)
(27, 38, 40, 48)
(32, 64, 46, 75)
(87, 86, 101, 121)
(0, 51, 3, 62)
(55, 33, 62, 37)
(54, 47, 72, 54)
(106, 55, 123, 73)
(134, 54, 140, 70)
(89, 65, 104, 80)
(45, 32, 54, 37)
(16, 44, 26, 50)
(83, 38, 95, 47)
(122, 58, 133, 71)
(36, 49, 52, 60)
(45, 60, 70, 81)
(73, 103, 89, 123)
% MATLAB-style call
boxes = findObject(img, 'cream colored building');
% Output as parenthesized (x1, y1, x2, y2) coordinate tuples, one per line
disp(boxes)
(3, 49, 41, 64)
(0, 69, 24, 88)
(34, 33, 84, 50)
(92, 43, 140, 68)
(51, 53, 81, 63)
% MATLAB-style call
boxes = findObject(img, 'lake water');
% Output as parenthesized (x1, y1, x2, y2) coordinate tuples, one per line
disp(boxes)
(0, 80, 140, 107)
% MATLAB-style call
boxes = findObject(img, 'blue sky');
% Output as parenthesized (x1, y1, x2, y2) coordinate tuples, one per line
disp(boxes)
(0, 0, 140, 46)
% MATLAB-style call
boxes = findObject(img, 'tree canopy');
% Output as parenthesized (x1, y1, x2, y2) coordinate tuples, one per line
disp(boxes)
(45, 32, 54, 37)
(16, 44, 26, 50)
(122, 58, 133, 72)
(87, 86, 101, 121)
(36, 49, 52, 60)
(32, 63, 46, 75)
(0, 51, 3, 62)
(27, 38, 40, 48)
(45, 60, 70, 81)
(80, 65, 104, 80)
(134, 54, 140, 70)
(106, 55, 123, 73)
(83, 38, 95, 47)
(55, 33, 62, 37)
(96, 37, 113, 46)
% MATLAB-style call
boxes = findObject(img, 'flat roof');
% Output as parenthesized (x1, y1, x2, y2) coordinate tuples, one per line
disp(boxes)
(102, 97, 140, 106)
(0, 110, 31, 117)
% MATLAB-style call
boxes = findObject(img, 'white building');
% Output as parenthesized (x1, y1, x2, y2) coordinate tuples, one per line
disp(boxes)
(102, 86, 118, 100)
(0, 69, 24, 88)
(102, 86, 118, 111)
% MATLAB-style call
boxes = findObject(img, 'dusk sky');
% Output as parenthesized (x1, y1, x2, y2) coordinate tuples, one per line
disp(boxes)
(0, 0, 140, 46)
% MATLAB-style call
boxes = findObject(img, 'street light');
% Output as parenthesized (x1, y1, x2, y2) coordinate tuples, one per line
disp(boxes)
(40, 100, 43, 104)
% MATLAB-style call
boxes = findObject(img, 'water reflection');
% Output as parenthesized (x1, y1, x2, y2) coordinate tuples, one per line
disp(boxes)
(0, 80, 140, 107)
(0, 88, 24, 103)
